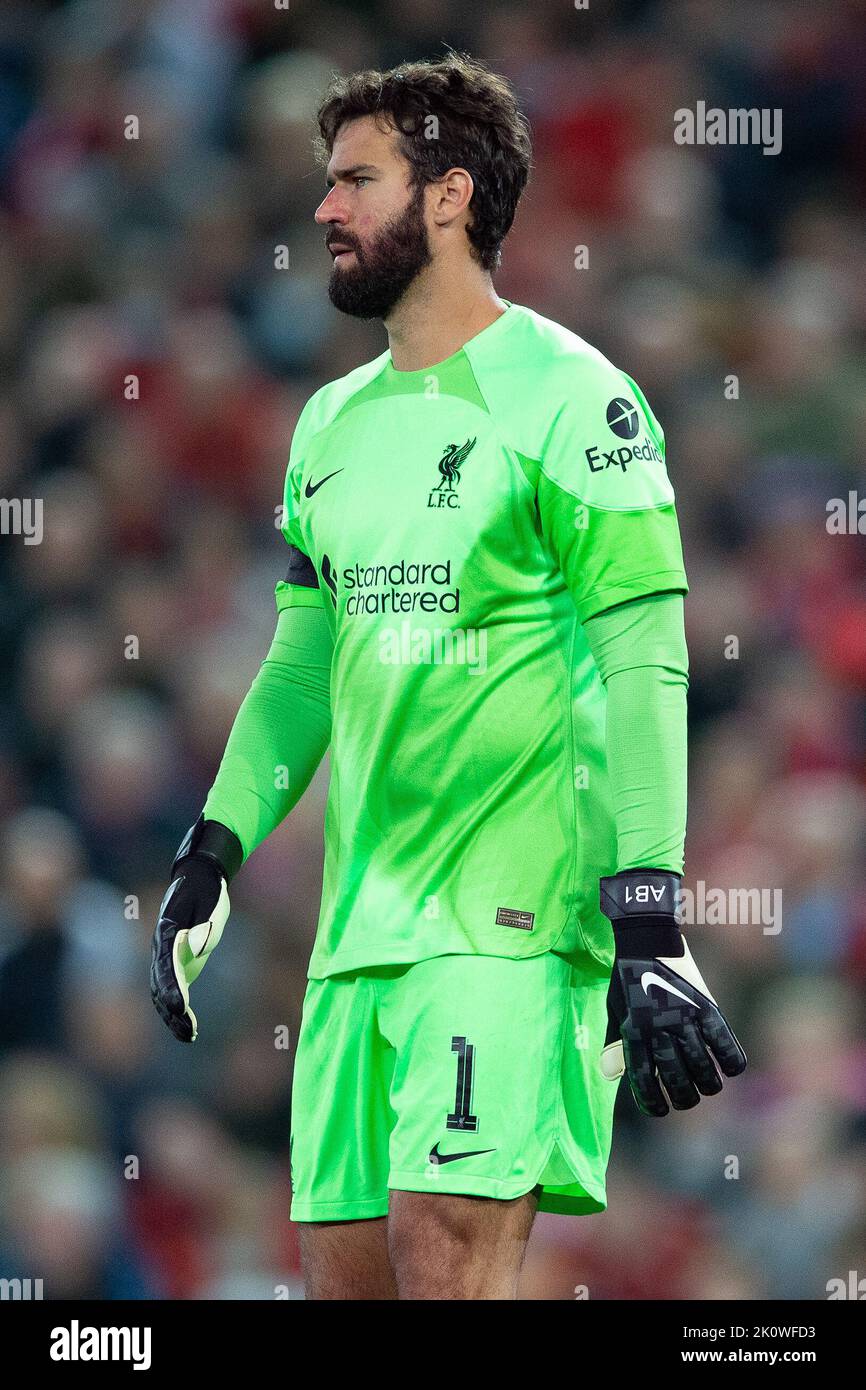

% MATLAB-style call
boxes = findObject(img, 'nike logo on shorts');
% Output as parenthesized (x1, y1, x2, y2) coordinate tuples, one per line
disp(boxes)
(428, 1142, 496, 1165)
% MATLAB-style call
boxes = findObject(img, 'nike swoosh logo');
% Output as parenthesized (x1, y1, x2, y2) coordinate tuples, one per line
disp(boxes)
(428, 1143, 496, 1166)
(305, 469, 344, 498)
(640, 971, 693, 1006)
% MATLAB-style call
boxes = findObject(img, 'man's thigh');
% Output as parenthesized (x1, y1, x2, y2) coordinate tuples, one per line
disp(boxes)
(298, 1217, 396, 1300)
(297, 1190, 539, 1301)
(387, 1188, 539, 1299)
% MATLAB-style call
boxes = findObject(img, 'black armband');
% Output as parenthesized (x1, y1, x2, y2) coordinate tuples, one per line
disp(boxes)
(283, 545, 319, 589)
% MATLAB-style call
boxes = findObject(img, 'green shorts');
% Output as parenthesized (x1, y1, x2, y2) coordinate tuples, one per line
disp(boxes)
(289, 950, 617, 1221)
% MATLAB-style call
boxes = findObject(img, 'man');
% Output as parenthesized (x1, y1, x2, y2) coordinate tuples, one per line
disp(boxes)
(151, 52, 746, 1300)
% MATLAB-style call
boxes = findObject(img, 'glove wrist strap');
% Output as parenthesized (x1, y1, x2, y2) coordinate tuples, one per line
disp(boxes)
(172, 814, 244, 883)
(600, 868, 683, 958)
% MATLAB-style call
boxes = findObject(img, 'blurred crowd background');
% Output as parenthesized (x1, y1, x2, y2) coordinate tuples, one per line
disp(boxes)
(0, 0, 865, 1300)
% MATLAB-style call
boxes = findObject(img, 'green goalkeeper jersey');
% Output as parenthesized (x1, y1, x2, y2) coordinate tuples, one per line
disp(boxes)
(274, 299, 686, 977)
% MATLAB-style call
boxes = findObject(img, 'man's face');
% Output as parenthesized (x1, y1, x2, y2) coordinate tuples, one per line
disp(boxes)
(315, 115, 432, 319)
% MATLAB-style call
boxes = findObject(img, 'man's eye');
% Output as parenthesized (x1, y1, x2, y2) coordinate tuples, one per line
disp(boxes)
(355, 176, 369, 188)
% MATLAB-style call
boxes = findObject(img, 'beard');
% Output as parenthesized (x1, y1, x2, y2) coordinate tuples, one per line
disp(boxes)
(327, 182, 432, 319)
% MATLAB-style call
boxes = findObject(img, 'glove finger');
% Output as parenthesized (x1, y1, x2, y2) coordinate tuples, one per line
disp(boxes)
(701, 1008, 748, 1077)
(150, 920, 195, 1043)
(152, 987, 194, 1042)
(623, 1031, 669, 1117)
(678, 1019, 723, 1097)
(601, 974, 626, 1079)
(604, 969, 625, 1047)
(182, 881, 230, 990)
(150, 961, 193, 1042)
(153, 990, 194, 1043)
(653, 1033, 700, 1111)
(169, 1002, 196, 1043)
(150, 923, 178, 1008)
(601, 1038, 625, 1081)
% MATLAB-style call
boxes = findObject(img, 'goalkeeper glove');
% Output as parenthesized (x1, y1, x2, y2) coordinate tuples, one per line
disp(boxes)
(599, 869, 747, 1116)
(150, 815, 243, 1043)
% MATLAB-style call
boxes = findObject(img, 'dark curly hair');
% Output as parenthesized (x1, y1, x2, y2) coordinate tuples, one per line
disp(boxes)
(314, 51, 533, 273)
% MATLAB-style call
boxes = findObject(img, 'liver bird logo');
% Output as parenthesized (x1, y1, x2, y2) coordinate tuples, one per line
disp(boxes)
(434, 437, 477, 491)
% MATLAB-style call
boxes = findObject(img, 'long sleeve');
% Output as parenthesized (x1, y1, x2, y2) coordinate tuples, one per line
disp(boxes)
(531, 351, 688, 875)
(202, 602, 333, 863)
(582, 591, 688, 875)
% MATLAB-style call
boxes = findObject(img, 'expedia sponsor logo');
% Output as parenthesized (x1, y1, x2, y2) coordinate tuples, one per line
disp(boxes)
(606, 397, 639, 440)
(584, 398, 662, 473)
(585, 438, 662, 473)
(342, 558, 459, 616)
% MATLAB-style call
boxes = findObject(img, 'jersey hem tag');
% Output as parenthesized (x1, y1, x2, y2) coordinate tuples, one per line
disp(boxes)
(495, 906, 535, 930)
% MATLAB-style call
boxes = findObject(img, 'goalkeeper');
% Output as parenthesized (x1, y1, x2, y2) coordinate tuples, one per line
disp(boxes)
(150, 52, 746, 1301)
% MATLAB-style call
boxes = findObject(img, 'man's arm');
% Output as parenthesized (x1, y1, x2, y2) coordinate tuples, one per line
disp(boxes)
(150, 550, 332, 1042)
(532, 351, 745, 1112)
(202, 598, 332, 863)
(583, 591, 746, 1114)
(583, 590, 687, 875)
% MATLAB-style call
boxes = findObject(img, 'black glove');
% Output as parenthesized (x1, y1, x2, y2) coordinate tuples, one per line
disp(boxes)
(599, 869, 747, 1116)
(150, 815, 243, 1043)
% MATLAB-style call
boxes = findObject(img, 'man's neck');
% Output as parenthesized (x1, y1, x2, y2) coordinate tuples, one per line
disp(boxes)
(384, 266, 508, 372)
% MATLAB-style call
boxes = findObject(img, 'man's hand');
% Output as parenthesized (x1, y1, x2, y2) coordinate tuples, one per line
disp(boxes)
(150, 816, 242, 1043)
(599, 869, 747, 1116)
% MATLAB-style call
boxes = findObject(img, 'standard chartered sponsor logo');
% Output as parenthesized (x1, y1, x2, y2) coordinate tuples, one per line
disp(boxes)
(378, 619, 487, 675)
(343, 558, 459, 615)
(342, 557, 487, 672)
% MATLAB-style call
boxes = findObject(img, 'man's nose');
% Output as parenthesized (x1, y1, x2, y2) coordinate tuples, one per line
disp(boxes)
(315, 187, 345, 224)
